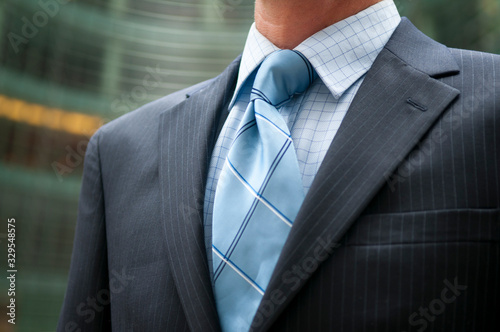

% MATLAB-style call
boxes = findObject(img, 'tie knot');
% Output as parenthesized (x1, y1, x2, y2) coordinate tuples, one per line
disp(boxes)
(251, 50, 317, 107)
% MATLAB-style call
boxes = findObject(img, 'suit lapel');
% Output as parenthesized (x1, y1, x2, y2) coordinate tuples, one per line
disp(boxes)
(158, 57, 239, 332)
(251, 19, 460, 331)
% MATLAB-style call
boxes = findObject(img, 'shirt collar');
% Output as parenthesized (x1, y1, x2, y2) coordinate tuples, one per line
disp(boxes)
(229, 0, 401, 108)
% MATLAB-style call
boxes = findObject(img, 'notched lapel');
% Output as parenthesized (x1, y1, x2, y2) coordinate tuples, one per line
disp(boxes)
(158, 57, 239, 332)
(251, 19, 461, 331)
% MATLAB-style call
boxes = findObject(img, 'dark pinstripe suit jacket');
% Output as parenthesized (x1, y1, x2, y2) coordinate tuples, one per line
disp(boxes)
(58, 18, 499, 332)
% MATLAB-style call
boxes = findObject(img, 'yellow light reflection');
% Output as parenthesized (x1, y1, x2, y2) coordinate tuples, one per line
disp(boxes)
(0, 94, 104, 136)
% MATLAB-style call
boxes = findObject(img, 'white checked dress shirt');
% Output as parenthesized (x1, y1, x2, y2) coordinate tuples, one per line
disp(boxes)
(205, 0, 401, 274)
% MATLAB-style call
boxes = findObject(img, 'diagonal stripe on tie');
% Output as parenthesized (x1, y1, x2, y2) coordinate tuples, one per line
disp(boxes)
(213, 140, 293, 281)
(254, 112, 293, 139)
(212, 245, 265, 295)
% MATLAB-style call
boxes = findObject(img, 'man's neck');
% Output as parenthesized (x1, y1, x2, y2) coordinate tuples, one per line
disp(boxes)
(255, 0, 383, 49)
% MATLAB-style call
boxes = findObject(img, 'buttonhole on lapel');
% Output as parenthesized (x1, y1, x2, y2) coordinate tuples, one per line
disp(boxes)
(406, 98, 428, 112)
(185, 94, 190, 99)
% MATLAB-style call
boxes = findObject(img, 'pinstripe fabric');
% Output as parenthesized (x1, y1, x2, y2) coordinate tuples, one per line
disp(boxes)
(270, 210, 499, 331)
(58, 17, 499, 332)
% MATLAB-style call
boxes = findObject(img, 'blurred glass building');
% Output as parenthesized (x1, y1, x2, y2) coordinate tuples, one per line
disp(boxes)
(0, 0, 498, 330)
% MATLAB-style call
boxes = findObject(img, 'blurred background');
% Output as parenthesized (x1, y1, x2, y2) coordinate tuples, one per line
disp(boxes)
(0, 0, 499, 330)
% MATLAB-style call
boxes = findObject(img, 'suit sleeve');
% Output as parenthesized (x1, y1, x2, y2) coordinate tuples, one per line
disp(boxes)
(57, 130, 111, 332)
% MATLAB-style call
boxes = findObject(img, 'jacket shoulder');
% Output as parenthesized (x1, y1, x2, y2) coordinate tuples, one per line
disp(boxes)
(448, 47, 500, 65)
(98, 78, 215, 139)
(445, 48, 500, 96)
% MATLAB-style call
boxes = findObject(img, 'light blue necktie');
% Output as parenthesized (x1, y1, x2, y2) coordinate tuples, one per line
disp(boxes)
(212, 50, 317, 331)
